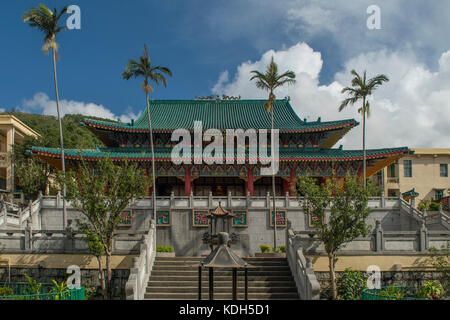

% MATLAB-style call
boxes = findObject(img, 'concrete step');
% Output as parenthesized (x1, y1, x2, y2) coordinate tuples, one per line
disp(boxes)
(146, 286, 297, 294)
(148, 256, 298, 300)
(144, 292, 299, 300)
(147, 280, 296, 288)
(154, 260, 288, 266)
(150, 270, 293, 276)
(149, 275, 295, 282)
(152, 265, 291, 272)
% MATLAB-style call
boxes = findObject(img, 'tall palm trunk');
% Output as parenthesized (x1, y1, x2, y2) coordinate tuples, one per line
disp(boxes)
(271, 92, 277, 249)
(52, 46, 67, 227)
(362, 96, 366, 189)
(146, 92, 157, 221)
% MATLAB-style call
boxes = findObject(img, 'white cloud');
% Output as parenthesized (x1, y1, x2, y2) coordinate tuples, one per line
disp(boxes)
(212, 42, 450, 149)
(21, 92, 140, 123)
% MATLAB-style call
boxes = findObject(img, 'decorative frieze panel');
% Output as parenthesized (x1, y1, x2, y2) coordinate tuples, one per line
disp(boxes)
(270, 209, 287, 228)
(118, 210, 133, 227)
(156, 210, 171, 227)
(192, 210, 209, 227)
(232, 210, 248, 227)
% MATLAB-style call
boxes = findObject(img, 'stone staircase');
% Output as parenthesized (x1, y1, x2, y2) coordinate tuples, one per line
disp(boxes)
(144, 256, 299, 300)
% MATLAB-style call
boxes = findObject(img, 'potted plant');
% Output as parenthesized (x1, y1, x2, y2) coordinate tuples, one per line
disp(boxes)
(255, 244, 286, 257)
(156, 246, 175, 257)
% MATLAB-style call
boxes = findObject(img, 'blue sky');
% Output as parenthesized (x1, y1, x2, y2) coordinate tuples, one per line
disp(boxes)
(1, 1, 449, 148)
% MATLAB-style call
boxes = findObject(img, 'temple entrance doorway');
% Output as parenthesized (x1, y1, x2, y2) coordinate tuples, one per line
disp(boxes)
(193, 177, 245, 196)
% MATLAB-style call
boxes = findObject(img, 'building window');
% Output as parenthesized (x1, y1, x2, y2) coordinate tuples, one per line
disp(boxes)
(440, 164, 448, 177)
(435, 189, 444, 201)
(388, 163, 396, 178)
(404, 160, 412, 177)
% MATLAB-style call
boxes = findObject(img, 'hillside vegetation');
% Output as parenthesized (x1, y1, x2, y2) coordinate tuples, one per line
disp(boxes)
(1, 112, 114, 148)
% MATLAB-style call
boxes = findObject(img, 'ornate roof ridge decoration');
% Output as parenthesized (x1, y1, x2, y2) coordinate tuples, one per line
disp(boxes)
(402, 188, 419, 201)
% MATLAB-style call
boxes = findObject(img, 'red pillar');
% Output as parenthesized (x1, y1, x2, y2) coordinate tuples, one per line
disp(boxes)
(289, 167, 295, 196)
(247, 167, 254, 196)
(185, 166, 191, 196)
(282, 179, 289, 195)
(146, 168, 153, 196)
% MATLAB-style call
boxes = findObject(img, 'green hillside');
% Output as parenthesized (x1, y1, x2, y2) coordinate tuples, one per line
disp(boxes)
(1, 112, 115, 148)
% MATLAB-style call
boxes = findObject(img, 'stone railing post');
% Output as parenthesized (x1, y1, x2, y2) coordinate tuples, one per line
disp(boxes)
(246, 191, 250, 208)
(227, 191, 232, 209)
(125, 257, 139, 300)
(56, 191, 61, 208)
(266, 192, 270, 209)
(375, 220, 383, 252)
(380, 191, 385, 208)
(419, 221, 427, 252)
(170, 191, 175, 207)
(189, 191, 194, 209)
(64, 220, 74, 253)
(24, 220, 32, 251)
(2, 200, 6, 226)
(208, 191, 213, 208)
(285, 192, 289, 208)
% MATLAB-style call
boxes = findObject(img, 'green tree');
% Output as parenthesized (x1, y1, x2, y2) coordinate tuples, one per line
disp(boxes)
(122, 44, 172, 221)
(337, 268, 367, 300)
(338, 70, 389, 188)
(296, 173, 372, 300)
(23, 4, 70, 225)
(58, 157, 148, 299)
(12, 136, 53, 199)
(78, 223, 107, 299)
(250, 56, 296, 249)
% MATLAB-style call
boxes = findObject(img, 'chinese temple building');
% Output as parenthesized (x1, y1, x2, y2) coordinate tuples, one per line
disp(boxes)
(30, 99, 411, 197)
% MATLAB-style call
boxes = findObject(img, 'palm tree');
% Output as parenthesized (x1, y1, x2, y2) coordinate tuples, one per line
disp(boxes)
(122, 45, 172, 220)
(250, 57, 296, 249)
(23, 4, 68, 226)
(339, 70, 389, 188)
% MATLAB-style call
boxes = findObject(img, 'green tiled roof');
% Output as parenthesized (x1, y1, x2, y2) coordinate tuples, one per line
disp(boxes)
(82, 99, 358, 132)
(31, 146, 410, 162)
(402, 188, 419, 198)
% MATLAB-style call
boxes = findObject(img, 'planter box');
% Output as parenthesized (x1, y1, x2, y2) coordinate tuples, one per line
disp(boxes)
(254, 253, 286, 258)
(156, 252, 175, 257)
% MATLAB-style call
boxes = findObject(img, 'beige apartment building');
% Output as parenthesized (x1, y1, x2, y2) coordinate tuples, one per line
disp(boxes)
(372, 148, 450, 207)
(0, 115, 41, 192)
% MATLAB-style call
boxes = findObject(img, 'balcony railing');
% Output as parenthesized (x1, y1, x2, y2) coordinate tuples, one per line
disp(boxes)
(387, 177, 399, 184)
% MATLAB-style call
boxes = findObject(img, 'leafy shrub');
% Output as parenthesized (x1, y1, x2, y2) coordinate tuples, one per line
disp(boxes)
(379, 286, 404, 300)
(156, 246, 174, 253)
(278, 245, 286, 253)
(418, 281, 445, 300)
(260, 245, 271, 253)
(429, 202, 441, 211)
(337, 268, 367, 300)
(24, 273, 42, 296)
(50, 280, 69, 300)
(0, 287, 13, 296)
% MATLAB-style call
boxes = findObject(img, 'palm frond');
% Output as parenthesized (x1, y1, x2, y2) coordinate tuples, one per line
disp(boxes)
(23, 5, 68, 53)
(338, 96, 359, 112)
(123, 44, 172, 93)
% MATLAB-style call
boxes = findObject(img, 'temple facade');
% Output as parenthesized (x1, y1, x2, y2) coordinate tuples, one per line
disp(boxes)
(31, 99, 411, 197)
